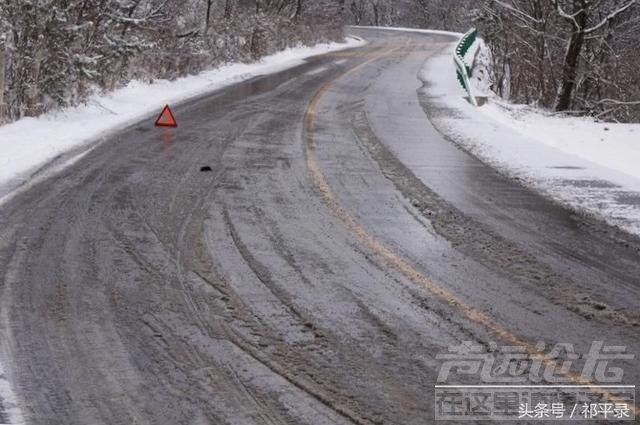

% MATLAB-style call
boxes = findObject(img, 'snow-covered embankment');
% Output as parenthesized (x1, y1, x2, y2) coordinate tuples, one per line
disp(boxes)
(419, 38, 640, 236)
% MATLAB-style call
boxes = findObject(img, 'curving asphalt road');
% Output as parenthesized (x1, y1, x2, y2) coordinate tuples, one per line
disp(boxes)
(0, 28, 638, 424)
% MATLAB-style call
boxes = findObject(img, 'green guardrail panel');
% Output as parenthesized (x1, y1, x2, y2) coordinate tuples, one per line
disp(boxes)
(458, 31, 477, 58)
(455, 28, 478, 97)
(457, 70, 465, 89)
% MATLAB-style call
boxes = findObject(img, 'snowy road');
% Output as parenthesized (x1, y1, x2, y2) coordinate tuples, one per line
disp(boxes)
(0, 29, 638, 424)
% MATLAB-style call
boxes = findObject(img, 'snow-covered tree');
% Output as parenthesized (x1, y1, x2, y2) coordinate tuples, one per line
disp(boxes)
(0, 0, 342, 123)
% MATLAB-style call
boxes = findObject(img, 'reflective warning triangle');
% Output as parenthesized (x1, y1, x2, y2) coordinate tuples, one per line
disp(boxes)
(155, 105, 177, 127)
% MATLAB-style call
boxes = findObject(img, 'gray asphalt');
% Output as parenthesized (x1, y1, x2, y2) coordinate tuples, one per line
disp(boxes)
(0, 29, 638, 424)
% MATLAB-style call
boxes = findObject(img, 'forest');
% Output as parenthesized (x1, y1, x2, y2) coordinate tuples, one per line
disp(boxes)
(1, 0, 638, 124)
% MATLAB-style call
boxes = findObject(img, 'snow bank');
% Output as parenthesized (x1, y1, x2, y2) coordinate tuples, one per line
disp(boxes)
(468, 39, 494, 96)
(419, 43, 640, 236)
(0, 36, 366, 204)
(479, 100, 640, 181)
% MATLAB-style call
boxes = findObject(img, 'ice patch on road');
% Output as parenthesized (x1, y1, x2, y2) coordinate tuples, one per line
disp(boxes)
(0, 36, 366, 204)
(420, 43, 640, 236)
(305, 66, 328, 76)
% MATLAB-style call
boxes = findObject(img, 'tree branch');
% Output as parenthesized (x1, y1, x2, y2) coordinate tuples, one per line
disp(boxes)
(584, 0, 636, 34)
(490, 0, 544, 24)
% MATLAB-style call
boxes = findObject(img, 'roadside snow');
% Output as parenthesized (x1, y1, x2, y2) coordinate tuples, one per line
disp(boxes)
(0, 362, 24, 425)
(348, 25, 462, 37)
(420, 41, 640, 236)
(0, 36, 366, 204)
(468, 39, 494, 96)
(479, 100, 640, 181)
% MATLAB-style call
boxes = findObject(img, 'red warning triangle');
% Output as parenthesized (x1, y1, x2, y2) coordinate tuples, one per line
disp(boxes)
(155, 104, 177, 127)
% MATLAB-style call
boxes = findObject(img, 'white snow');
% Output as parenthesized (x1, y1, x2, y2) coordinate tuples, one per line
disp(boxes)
(0, 362, 24, 425)
(0, 36, 366, 204)
(468, 39, 494, 96)
(420, 40, 640, 236)
(348, 25, 462, 37)
(479, 100, 640, 181)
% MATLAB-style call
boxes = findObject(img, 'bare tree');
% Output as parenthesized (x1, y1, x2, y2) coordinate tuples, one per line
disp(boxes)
(481, 0, 639, 119)
(350, 0, 368, 24)
(552, 0, 636, 111)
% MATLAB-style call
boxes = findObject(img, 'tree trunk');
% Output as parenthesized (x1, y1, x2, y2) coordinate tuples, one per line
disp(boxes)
(0, 41, 4, 121)
(338, 0, 346, 16)
(224, 0, 232, 19)
(373, 2, 379, 26)
(293, 0, 303, 20)
(555, 29, 585, 111)
(554, 0, 588, 111)
(205, 0, 213, 33)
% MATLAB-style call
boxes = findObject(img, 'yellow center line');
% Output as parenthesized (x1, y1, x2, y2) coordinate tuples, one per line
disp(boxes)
(304, 45, 639, 415)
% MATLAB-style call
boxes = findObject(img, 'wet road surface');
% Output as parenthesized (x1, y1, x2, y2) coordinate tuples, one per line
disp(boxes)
(0, 29, 638, 424)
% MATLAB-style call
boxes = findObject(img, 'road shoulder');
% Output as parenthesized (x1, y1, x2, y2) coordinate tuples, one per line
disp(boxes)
(418, 42, 640, 240)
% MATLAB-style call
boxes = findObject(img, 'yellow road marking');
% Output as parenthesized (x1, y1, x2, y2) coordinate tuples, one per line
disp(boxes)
(304, 45, 639, 415)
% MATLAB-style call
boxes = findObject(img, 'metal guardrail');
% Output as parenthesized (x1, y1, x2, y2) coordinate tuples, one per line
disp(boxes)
(454, 28, 478, 107)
